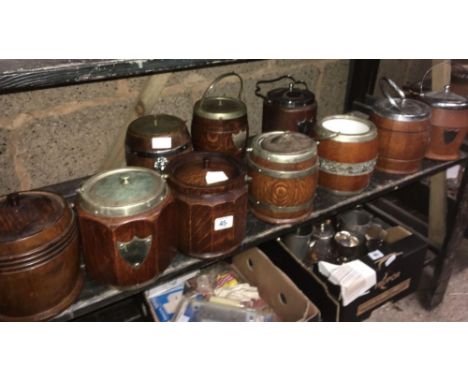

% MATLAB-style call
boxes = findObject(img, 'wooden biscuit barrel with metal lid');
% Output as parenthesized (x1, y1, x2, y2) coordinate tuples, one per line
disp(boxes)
(314, 115, 378, 195)
(191, 72, 249, 158)
(76, 167, 177, 288)
(247, 131, 318, 224)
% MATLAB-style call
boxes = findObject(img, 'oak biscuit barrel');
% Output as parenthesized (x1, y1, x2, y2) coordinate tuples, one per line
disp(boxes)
(420, 85, 468, 160)
(0, 191, 83, 321)
(371, 77, 431, 174)
(76, 167, 177, 288)
(314, 115, 378, 195)
(191, 72, 249, 158)
(125, 114, 192, 172)
(166, 152, 248, 259)
(255, 75, 317, 136)
(247, 131, 318, 224)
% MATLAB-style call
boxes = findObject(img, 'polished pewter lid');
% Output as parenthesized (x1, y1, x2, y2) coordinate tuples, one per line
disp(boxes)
(194, 72, 247, 120)
(373, 98, 431, 121)
(194, 97, 247, 120)
(421, 85, 468, 110)
(127, 114, 187, 138)
(249, 131, 317, 164)
(316, 115, 377, 143)
(78, 167, 167, 217)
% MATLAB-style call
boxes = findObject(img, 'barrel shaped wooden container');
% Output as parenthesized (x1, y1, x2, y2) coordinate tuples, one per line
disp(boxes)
(166, 152, 248, 259)
(426, 107, 468, 160)
(371, 98, 431, 174)
(191, 72, 248, 158)
(76, 167, 177, 288)
(247, 132, 318, 224)
(0, 192, 83, 321)
(314, 115, 378, 195)
(125, 114, 192, 172)
(256, 76, 317, 136)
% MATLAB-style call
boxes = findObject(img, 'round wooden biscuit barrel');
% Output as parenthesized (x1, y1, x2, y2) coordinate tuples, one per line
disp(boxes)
(420, 85, 468, 160)
(371, 79, 431, 174)
(191, 72, 249, 158)
(125, 114, 192, 173)
(314, 115, 378, 195)
(247, 131, 318, 224)
(255, 75, 317, 136)
(166, 152, 248, 259)
(76, 167, 177, 288)
(0, 191, 83, 321)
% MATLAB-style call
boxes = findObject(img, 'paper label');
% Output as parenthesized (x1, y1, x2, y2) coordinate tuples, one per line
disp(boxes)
(151, 137, 172, 149)
(447, 165, 461, 179)
(368, 250, 385, 261)
(214, 215, 233, 231)
(205, 171, 228, 185)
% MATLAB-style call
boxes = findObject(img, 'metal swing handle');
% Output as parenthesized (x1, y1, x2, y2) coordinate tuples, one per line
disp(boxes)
(379, 76, 406, 110)
(255, 75, 309, 100)
(200, 72, 243, 108)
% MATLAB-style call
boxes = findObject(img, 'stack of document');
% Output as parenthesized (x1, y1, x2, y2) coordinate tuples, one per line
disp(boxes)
(318, 260, 377, 306)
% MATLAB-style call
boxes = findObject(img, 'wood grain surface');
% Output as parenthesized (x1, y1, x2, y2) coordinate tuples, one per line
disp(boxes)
(191, 115, 248, 157)
(77, 194, 177, 288)
(262, 102, 317, 136)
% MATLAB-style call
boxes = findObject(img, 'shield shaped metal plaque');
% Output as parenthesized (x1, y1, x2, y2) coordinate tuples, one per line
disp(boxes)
(117, 235, 152, 267)
(443, 129, 459, 145)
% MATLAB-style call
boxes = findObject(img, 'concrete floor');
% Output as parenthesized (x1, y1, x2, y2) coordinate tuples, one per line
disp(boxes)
(367, 238, 468, 321)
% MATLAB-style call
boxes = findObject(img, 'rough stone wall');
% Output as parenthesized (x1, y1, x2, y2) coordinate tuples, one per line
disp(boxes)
(0, 59, 350, 195)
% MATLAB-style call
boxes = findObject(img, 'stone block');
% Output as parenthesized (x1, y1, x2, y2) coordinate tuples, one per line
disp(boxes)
(316, 60, 350, 121)
(0, 128, 20, 195)
(14, 101, 133, 190)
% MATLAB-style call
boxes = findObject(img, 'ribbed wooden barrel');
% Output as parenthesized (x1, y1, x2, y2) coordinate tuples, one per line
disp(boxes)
(421, 85, 468, 160)
(76, 167, 177, 288)
(0, 191, 83, 321)
(191, 73, 248, 158)
(166, 152, 248, 259)
(314, 115, 378, 195)
(125, 114, 192, 172)
(247, 132, 318, 224)
(371, 98, 431, 174)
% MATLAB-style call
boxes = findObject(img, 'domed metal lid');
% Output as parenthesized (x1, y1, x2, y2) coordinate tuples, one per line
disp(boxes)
(0, 191, 66, 243)
(422, 85, 468, 110)
(194, 97, 247, 120)
(249, 131, 317, 163)
(127, 114, 187, 138)
(77, 167, 167, 217)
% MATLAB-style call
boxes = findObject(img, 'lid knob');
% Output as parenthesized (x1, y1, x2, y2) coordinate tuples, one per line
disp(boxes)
(444, 84, 451, 93)
(204, 158, 211, 169)
(120, 175, 131, 185)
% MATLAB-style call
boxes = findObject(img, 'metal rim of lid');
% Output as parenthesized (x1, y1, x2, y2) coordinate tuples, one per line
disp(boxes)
(266, 86, 316, 108)
(249, 131, 317, 164)
(77, 167, 167, 218)
(127, 114, 187, 137)
(421, 85, 468, 110)
(194, 96, 247, 120)
(318, 115, 377, 143)
(373, 98, 431, 122)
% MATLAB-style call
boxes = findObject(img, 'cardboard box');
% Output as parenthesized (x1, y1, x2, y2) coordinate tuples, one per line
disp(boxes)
(259, 227, 427, 322)
(145, 247, 320, 322)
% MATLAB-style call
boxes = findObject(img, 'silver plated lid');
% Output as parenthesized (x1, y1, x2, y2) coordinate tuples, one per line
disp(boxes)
(249, 131, 317, 164)
(127, 114, 187, 137)
(373, 98, 431, 121)
(421, 85, 468, 110)
(78, 167, 167, 217)
(194, 97, 247, 120)
(316, 115, 377, 143)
